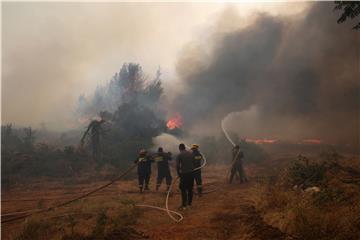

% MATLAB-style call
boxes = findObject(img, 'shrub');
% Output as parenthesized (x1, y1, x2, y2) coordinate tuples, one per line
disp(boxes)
(288, 157, 326, 188)
(313, 188, 346, 206)
(14, 220, 51, 240)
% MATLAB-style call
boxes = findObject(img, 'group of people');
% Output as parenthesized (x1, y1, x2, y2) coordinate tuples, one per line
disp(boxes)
(135, 143, 246, 210)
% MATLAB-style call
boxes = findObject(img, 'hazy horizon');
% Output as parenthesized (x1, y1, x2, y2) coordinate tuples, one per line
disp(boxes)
(2, 2, 308, 130)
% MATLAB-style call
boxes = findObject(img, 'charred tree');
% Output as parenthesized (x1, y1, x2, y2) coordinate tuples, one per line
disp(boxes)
(81, 119, 106, 163)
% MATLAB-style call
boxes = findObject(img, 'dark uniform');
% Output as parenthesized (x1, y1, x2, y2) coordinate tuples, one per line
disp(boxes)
(176, 144, 195, 208)
(154, 148, 172, 191)
(135, 150, 153, 192)
(229, 146, 246, 184)
(192, 147, 203, 196)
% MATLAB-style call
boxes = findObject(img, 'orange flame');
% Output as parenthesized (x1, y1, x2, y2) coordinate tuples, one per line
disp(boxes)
(167, 113, 183, 130)
(302, 139, 322, 144)
(245, 138, 278, 144)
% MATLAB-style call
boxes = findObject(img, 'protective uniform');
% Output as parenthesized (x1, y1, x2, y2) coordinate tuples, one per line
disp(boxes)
(135, 149, 153, 192)
(176, 145, 194, 208)
(229, 146, 247, 184)
(154, 148, 172, 191)
(191, 144, 203, 196)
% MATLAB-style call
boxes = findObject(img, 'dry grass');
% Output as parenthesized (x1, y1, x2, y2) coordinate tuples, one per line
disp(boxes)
(11, 219, 52, 240)
(4, 191, 144, 240)
(3, 156, 360, 240)
(251, 154, 360, 240)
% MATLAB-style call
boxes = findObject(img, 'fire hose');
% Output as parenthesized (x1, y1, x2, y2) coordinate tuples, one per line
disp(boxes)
(221, 118, 242, 180)
(2, 147, 207, 224)
(3, 121, 231, 225)
(1, 164, 137, 224)
(143, 119, 239, 223)
(136, 144, 207, 223)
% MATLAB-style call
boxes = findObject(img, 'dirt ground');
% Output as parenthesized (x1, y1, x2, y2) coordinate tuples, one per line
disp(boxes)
(1, 163, 294, 240)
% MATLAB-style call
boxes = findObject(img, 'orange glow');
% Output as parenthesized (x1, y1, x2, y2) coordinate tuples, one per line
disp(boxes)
(245, 138, 278, 144)
(167, 113, 183, 129)
(78, 116, 91, 124)
(302, 139, 322, 144)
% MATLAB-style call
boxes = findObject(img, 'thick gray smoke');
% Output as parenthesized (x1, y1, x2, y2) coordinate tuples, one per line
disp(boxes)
(172, 2, 359, 146)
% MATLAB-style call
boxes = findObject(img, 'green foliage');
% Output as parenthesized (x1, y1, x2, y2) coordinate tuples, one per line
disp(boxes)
(1, 124, 23, 153)
(2, 63, 166, 179)
(288, 157, 326, 188)
(2, 142, 90, 181)
(77, 63, 166, 168)
(21, 127, 36, 153)
(0, 62, 220, 183)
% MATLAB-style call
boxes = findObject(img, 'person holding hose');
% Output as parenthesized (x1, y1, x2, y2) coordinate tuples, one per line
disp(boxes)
(191, 144, 203, 196)
(135, 149, 153, 193)
(154, 147, 172, 191)
(229, 145, 247, 184)
(176, 143, 195, 210)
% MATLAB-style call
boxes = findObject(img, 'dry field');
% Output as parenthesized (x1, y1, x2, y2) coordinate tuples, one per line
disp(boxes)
(2, 153, 360, 240)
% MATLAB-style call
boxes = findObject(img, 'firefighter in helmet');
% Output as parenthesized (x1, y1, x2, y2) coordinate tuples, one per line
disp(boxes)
(135, 149, 153, 193)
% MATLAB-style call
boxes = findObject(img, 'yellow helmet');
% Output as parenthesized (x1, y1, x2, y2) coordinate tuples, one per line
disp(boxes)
(191, 144, 199, 150)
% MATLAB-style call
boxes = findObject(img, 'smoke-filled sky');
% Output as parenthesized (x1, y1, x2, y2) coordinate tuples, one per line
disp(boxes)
(2, 2, 307, 130)
(172, 2, 359, 146)
(2, 2, 359, 146)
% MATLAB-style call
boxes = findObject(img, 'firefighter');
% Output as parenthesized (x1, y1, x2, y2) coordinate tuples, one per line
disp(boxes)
(176, 143, 195, 210)
(135, 149, 153, 193)
(229, 145, 247, 184)
(154, 147, 172, 191)
(191, 144, 203, 196)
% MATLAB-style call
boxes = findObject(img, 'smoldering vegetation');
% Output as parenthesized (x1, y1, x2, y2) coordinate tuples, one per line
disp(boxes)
(1, 62, 269, 185)
(1, 64, 167, 185)
(172, 2, 359, 148)
(76, 63, 164, 120)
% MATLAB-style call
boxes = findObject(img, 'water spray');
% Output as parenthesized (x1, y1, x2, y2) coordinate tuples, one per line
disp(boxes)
(136, 142, 207, 223)
(221, 115, 242, 181)
(221, 118, 236, 147)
